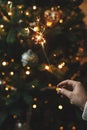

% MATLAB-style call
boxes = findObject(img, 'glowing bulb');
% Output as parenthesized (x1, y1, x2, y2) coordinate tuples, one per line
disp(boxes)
(33, 5, 37, 10)
(32, 104, 37, 109)
(72, 126, 76, 130)
(34, 26, 40, 32)
(59, 126, 64, 130)
(5, 87, 9, 91)
(45, 65, 50, 70)
(13, 115, 17, 119)
(27, 66, 30, 70)
(33, 97, 37, 101)
(59, 19, 63, 23)
(46, 21, 53, 27)
(0, 24, 4, 28)
(2, 61, 7, 66)
(25, 70, 30, 75)
(11, 58, 14, 62)
(25, 11, 30, 16)
(58, 105, 63, 110)
(32, 85, 35, 88)
(10, 71, 14, 76)
(8, 11, 12, 16)
(2, 72, 5, 75)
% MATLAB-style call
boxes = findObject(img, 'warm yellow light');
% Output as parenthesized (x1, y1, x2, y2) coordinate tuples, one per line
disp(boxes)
(0, 24, 4, 28)
(32, 85, 35, 88)
(48, 83, 52, 87)
(59, 126, 64, 130)
(2, 61, 7, 66)
(58, 105, 63, 110)
(2, 72, 5, 75)
(5, 87, 9, 91)
(8, 11, 12, 16)
(33, 5, 37, 10)
(33, 97, 37, 101)
(32, 104, 37, 109)
(53, 53, 57, 57)
(58, 62, 65, 69)
(11, 58, 14, 62)
(59, 19, 63, 23)
(27, 66, 30, 70)
(46, 21, 53, 27)
(25, 11, 30, 16)
(10, 71, 14, 76)
(13, 115, 17, 119)
(72, 126, 76, 130)
(45, 65, 50, 70)
(25, 70, 30, 75)
(34, 26, 40, 32)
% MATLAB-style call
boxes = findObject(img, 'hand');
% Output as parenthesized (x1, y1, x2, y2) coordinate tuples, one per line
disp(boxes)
(57, 80, 87, 109)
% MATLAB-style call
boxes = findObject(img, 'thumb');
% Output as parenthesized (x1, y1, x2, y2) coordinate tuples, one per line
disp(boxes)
(59, 88, 72, 99)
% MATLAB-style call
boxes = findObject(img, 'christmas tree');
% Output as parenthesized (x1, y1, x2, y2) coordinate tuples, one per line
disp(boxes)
(0, 0, 87, 130)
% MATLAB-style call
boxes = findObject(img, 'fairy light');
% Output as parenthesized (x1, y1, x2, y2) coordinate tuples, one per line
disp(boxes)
(33, 97, 37, 101)
(33, 5, 37, 10)
(2, 72, 5, 76)
(10, 71, 14, 76)
(8, 11, 12, 16)
(48, 83, 52, 87)
(5, 87, 9, 91)
(32, 104, 37, 109)
(32, 85, 35, 88)
(11, 58, 14, 62)
(7, 94, 10, 98)
(26, 66, 30, 70)
(25, 11, 30, 16)
(58, 62, 65, 69)
(72, 126, 76, 130)
(58, 105, 63, 110)
(45, 65, 50, 70)
(13, 115, 17, 119)
(34, 26, 40, 32)
(32, 32, 46, 45)
(25, 70, 30, 75)
(0, 24, 4, 28)
(2, 61, 8, 66)
(46, 21, 53, 27)
(59, 126, 64, 130)
(59, 19, 63, 23)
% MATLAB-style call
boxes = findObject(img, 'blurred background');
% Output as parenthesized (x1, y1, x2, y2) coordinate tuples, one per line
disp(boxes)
(0, 0, 87, 130)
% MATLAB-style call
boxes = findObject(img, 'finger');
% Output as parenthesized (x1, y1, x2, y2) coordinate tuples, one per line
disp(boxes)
(59, 88, 72, 99)
(57, 79, 77, 88)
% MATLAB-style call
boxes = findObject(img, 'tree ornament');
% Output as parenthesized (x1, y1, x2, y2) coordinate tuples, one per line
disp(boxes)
(21, 49, 39, 66)
(44, 7, 63, 27)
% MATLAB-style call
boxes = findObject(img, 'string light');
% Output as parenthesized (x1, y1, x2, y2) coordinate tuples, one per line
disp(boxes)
(32, 85, 35, 88)
(2, 61, 8, 66)
(58, 105, 63, 110)
(58, 62, 65, 69)
(45, 65, 50, 70)
(33, 5, 37, 10)
(59, 126, 64, 130)
(32, 104, 37, 109)
(33, 97, 37, 101)
(25, 70, 30, 75)
(10, 71, 14, 76)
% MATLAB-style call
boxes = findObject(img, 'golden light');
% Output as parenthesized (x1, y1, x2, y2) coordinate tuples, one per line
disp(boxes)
(8, 11, 12, 16)
(48, 83, 52, 87)
(10, 71, 14, 76)
(0, 24, 4, 28)
(25, 11, 30, 16)
(58, 105, 63, 110)
(25, 70, 30, 75)
(33, 97, 37, 101)
(72, 126, 76, 130)
(5, 87, 9, 91)
(46, 21, 53, 27)
(59, 126, 64, 130)
(58, 62, 65, 69)
(2, 61, 8, 66)
(32, 85, 35, 88)
(34, 26, 40, 32)
(27, 66, 30, 70)
(33, 5, 37, 10)
(59, 19, 63, 23)
(53, 53, 57, 57)
(13, 115, 17, 119)
(45, 65, 50, 70)
(2, 72, 5, 76)
(32, 104, 37, 109)
(32, 33, 46, 45)
(11, 58, 14, 62)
